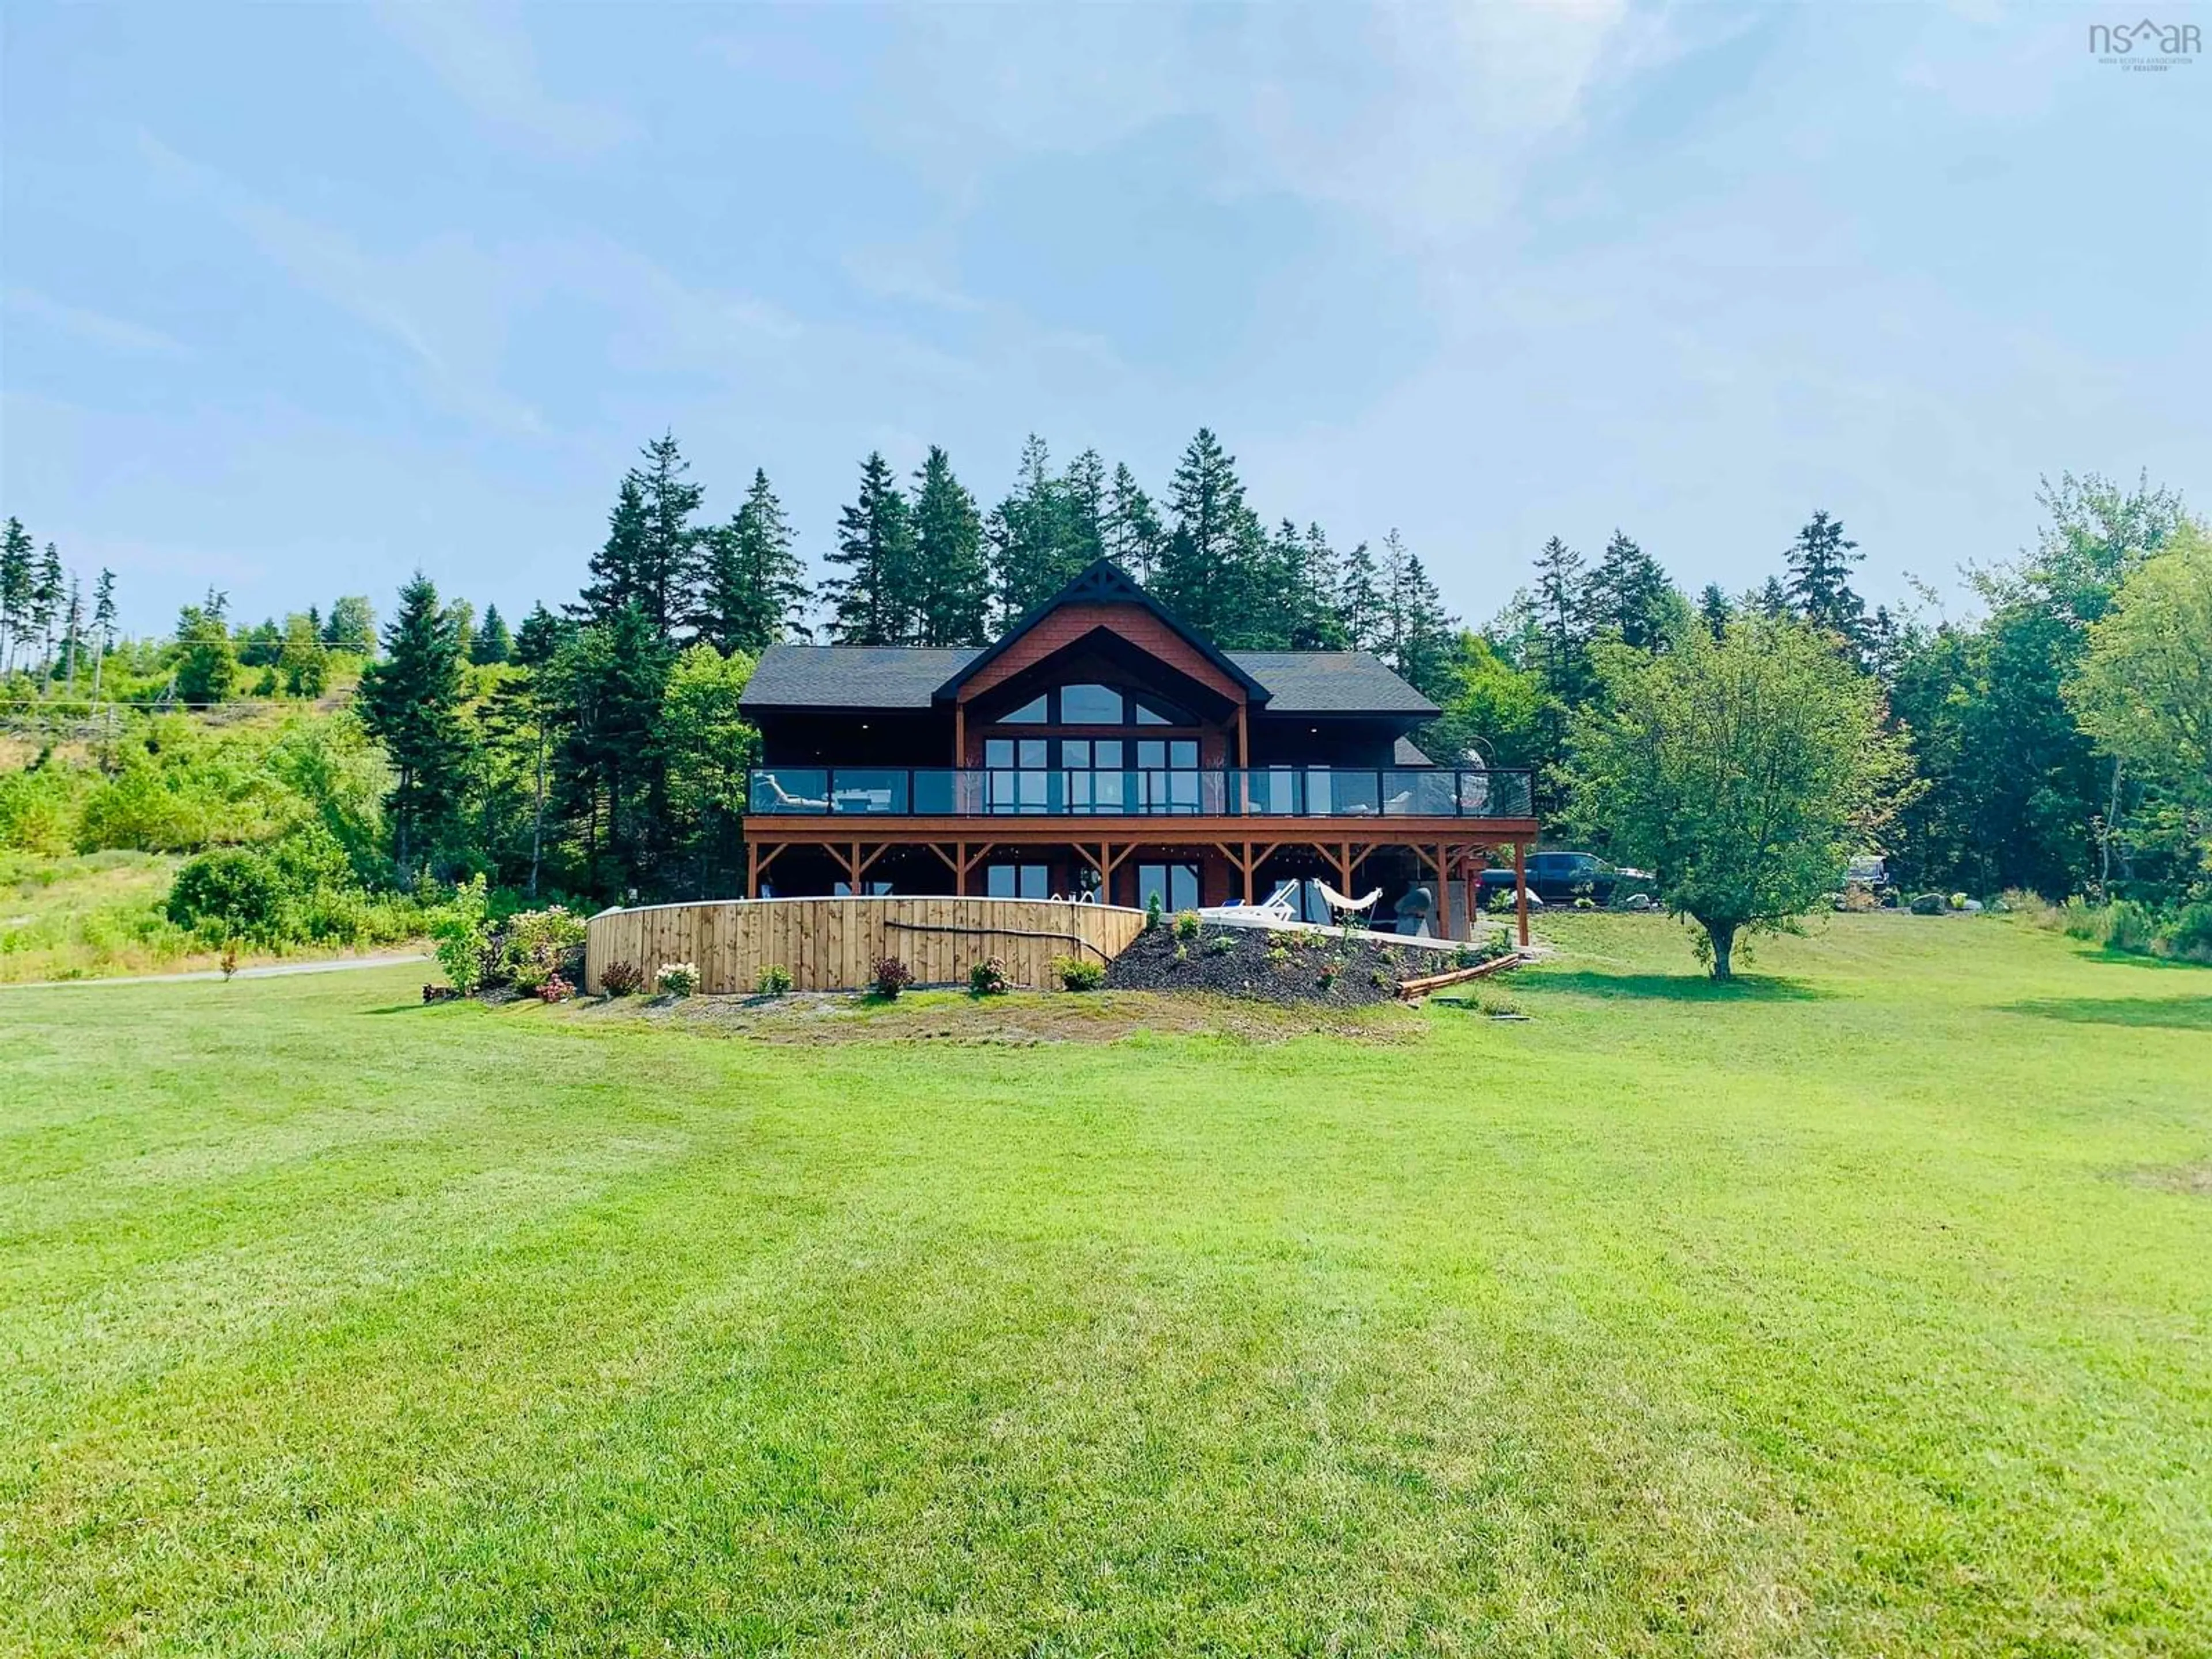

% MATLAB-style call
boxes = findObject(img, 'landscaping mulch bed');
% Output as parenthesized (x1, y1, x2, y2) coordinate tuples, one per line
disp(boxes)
(1102, 921, 1459, 1006)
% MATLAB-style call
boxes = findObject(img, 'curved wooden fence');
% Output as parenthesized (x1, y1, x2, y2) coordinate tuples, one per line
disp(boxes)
(584, 896, 1150, 995)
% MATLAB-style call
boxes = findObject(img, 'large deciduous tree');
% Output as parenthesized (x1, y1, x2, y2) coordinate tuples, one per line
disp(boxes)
(1570, 616, 1908, 978)
(2066, 523, 2212, 812)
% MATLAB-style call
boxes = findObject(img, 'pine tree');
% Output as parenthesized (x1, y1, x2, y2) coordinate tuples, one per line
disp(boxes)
(512, 601, 571, 668)
(1293, 525, 1351, 649)
(238, 619, 283, 668)
(574, 476, 648, 627)
(31, 544, 64, 688)
(1396, 551, 1456, 700)
(1697, 582, 1733, 641)
(0, 518, 32, 676)
(172, 593, 236, 704)
(1154, 428, 1251, 637)
(279, 614, 329, 698)
(910, 447, 990, 646)
(60, 574, 84, 696)
(90, 569, 117, 699)
(1061, 449, 1108, 568)
(825, 452, 916, 645)
(1751, 575, 1791, 619)
(1589, 530, 1674, 649)
(545, 604, 673, 898)
(1104, 464, 1163, 581)
(1785, 510, 1868, 649)
(632, 431, 705, 641)
(357, 573, 471, 877)
(695, 470, 812, 655)
(988, 435, 1084, 620)
(1532, 536, 1594, 760)
(1335, 539, 1384, 653)
(471, 604, 513, 665)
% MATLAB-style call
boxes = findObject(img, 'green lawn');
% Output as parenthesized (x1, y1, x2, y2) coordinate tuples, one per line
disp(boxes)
(3, 915, 2207, 1655)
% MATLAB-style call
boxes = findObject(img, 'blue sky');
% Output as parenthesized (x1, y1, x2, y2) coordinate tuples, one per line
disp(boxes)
(3, 2, 2206, 638)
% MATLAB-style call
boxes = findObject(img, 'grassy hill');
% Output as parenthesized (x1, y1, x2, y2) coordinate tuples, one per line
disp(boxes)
(3, 913, 2206, 1654)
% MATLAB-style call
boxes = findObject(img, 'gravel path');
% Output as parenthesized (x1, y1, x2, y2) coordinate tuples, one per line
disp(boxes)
(1, 952, 429, 991)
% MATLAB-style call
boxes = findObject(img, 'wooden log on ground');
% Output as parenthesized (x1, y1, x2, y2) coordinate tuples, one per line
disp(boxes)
(1395, 951, 1528, 998)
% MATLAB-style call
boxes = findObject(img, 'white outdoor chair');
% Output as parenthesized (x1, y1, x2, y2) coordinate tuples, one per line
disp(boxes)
(757, 773, 830, 811)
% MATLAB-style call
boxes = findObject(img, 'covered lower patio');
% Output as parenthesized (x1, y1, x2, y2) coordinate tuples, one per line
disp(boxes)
(744, 825, 1534, 945)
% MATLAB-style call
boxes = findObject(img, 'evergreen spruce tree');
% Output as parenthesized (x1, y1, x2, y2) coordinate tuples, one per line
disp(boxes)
(695, 469, 812, 656)
(1532, 536, 1594, 775)
(60, 574, 84, 696)
(1590, 529, 1674, 649)
(31, 544, 64, 687)
(0, 518, 33, 675)
(1335, 539, 1384, 653)
(469, 604, 512, 665)
(1785, 510, 1868, 649)
(279, 614, 329, 698)
(1061, 449, 1108, 568)
(89, 569, 117, 699)
(1104, 464, 1163, 581)
(1396, 551, 1456, 700)
(546, 604, 673, 897)
(988, 435, 1085, 620)
(574, 476, 648, 627)
(910, 447, 990, 646)
(1751, 575, 1791, 619)
(1154, 429, 1251, 637)
(357, 573, 471, 877)
(172, 592, 237, 704)
(238, 619, 283, 668)
(512, 601, 571, 668)
(1293, 525, 1351, 649)
(1697, 582, 1734, 641)
(825, 452, 916, 645)
(632, 431, 706, 641)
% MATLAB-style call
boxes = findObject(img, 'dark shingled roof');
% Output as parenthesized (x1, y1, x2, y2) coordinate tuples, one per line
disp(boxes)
(742, 643, 1438, 717)
(1231, 651, 1439, 717)
(743, 645, 981, 710)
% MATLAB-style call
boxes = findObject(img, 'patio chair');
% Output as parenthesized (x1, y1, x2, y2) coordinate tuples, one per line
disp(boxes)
(757, 773, 830, 812)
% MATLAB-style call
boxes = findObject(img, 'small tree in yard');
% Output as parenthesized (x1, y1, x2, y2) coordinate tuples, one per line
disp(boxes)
(1568, 616, 1908, 978)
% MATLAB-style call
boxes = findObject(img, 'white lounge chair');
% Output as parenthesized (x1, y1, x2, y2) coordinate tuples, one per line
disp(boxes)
(1200, 881, 1301, 924)
(757, 773, 830, 811)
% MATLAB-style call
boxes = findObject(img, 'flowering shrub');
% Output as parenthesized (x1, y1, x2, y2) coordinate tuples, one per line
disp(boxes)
(968, 956, 1010, 996)
(503, 905, 587, 990)
(656, 961, 699, 998)
(599, 959, 644, 997)
(1173, 908, 1202, 941)
(1055, 955, 1105, 991)
(870, 955, 912, 999)
(755, 963, 794, 996)
(535, 973, 574, 1003)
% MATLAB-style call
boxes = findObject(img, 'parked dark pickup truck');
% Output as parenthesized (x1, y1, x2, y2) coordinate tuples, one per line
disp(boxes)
(1476, 850, 1653, 907)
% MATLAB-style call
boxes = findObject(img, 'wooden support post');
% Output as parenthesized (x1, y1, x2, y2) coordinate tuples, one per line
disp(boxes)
(1514, 839, 1529, 946)
(1236, 703, 1249, 769)
(746, 840, 759, 900)
(1437, 843, 1454, 940)
(956, 840, 968, 896)
(1243, 840, 1255, 904)
(954, 703, 965, 767)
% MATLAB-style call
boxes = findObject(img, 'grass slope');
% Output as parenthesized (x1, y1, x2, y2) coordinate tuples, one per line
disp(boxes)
(2, 915, 2207, 1655)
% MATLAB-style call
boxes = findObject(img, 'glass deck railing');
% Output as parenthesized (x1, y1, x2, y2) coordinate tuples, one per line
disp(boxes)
(747, 767, 1534, 819)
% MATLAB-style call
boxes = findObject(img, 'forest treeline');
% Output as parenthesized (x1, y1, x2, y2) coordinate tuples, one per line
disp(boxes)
(3, 431, 2207, 958)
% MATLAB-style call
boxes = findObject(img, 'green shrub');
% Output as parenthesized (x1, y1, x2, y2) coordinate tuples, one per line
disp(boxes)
(754, 963, 793, 996)
(968, 956, 1010, 996)
(1144, 892, 1162, 932)
(2103, 900, 2158, 955)
(656, 961, 699, 998)
(1204, 933, 1236, 957)
(1266, 944, 1292, 969)
(1173, 908, 1202, 941)
(2162, 902, 2212, 963)
(1055, 955, 1105, 991)
(429, 874, 490, 994)
(600, 960, 645, 997)
(501, 905, 586, 990)
(166, 849, 289, 944)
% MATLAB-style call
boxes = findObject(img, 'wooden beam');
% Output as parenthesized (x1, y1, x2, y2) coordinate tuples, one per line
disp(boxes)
(1236, 703, 1249, 769)
(953, 703, 965, 767)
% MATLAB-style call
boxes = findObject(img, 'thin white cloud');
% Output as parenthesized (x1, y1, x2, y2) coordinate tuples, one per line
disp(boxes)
(3, 287, 192, 359)
(136, 130, 548, 436)
(372, 1, 631, 156)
